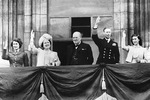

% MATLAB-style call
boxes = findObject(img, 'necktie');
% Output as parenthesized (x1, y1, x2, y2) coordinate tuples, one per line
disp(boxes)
(75, 45, 78, 49)
(106, 39, 109, 43)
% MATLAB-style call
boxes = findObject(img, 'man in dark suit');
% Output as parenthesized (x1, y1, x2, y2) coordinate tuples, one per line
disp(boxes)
(67, 31, 93, 65)
(92, 16, 120, 64)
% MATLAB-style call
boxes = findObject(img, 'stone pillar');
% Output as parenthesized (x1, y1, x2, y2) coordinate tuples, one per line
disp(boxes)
(128, 0, 134, 43)
(113, 0, 129, 63)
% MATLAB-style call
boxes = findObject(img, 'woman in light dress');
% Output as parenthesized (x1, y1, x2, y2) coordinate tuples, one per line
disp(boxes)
(121, 30, 145, 63)
(140, 42, 150, 63)
(28, 30, 61, 66)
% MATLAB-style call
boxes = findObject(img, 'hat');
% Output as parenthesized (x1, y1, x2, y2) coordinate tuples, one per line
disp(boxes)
(39, 33, 52, 47)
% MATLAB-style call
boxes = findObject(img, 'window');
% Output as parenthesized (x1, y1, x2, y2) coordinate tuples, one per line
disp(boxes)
(71, 17, 91, 38)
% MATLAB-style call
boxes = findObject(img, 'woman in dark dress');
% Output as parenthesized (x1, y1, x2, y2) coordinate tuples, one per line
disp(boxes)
(2, 38, 29, 67)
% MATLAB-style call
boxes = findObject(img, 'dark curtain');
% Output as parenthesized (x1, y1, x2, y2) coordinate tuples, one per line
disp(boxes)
(106, 63, 150, 100)
(0, 67, 41, 100)
(44, 65, 103, 100)
(0, 65, 103, 100)
(1, 64, 150, 100)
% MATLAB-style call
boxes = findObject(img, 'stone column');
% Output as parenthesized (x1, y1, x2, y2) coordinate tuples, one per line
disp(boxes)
(113, 0, 130, 63)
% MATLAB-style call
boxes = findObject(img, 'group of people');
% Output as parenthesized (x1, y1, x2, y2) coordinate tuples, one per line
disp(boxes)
(2, 16, 150, 67)
(2, 30, 93, 67)
(93, 16, 150, 64)
(2, 30, 61, 67)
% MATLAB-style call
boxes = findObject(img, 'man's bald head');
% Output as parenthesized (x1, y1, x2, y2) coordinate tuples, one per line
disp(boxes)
(72, 31, 82, 46)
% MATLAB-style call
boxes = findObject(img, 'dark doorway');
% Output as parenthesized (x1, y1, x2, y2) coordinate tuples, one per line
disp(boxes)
(53, 40, 73, 65)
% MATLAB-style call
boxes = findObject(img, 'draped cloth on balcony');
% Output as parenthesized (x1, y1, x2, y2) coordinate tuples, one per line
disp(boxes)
(0, 63, 150, 100)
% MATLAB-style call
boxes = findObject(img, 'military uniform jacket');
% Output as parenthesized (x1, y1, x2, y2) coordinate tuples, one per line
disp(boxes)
(67, 42, 94, 65)
(92, 34, 120, 64)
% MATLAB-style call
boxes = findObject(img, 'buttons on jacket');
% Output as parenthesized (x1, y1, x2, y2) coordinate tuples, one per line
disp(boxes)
(102, 48, 113, 60)
(103, 48, 106, 59)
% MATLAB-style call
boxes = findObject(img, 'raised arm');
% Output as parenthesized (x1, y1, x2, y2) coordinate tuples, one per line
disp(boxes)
(2, 40, 9, 60)
(121, 30, 129, 51)
(92, 16, 102, 46)
(28, 30, 38, 54)
(93, 16, 101, 29)
(93, 16, 101, 35)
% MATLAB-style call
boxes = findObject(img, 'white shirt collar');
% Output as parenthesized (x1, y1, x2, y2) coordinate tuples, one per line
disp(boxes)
(105, 38, 110, 43)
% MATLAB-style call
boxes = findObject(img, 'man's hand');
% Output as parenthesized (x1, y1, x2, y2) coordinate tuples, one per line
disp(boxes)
(93, 16, 101, 29)
(95, 16, 101, 23)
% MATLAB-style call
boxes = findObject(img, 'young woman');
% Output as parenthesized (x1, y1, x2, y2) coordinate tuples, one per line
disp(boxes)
(28, 31, 61, 66)
(121, 30, 145, 63)
(2, 38, 29, 67)
(140, 42, 150, 63)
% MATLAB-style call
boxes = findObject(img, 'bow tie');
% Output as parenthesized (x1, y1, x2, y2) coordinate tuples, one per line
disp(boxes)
(105, 38, 110, 43)
(75, 45, 78, 47)
(75, 44, 79, 49)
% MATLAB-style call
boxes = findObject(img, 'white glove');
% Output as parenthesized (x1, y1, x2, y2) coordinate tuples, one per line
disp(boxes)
(122, 30, 126, 38)
(30, 30, 35, 42)
(3, 40, 8, 49)
(28, 30, 35, 51)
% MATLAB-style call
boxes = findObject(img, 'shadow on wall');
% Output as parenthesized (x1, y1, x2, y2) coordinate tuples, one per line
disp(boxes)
(53, 40, 72, 65)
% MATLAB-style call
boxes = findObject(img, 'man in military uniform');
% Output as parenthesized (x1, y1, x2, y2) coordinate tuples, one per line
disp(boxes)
(66, 31, 94, 65)
(92, 17, 120, 64)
